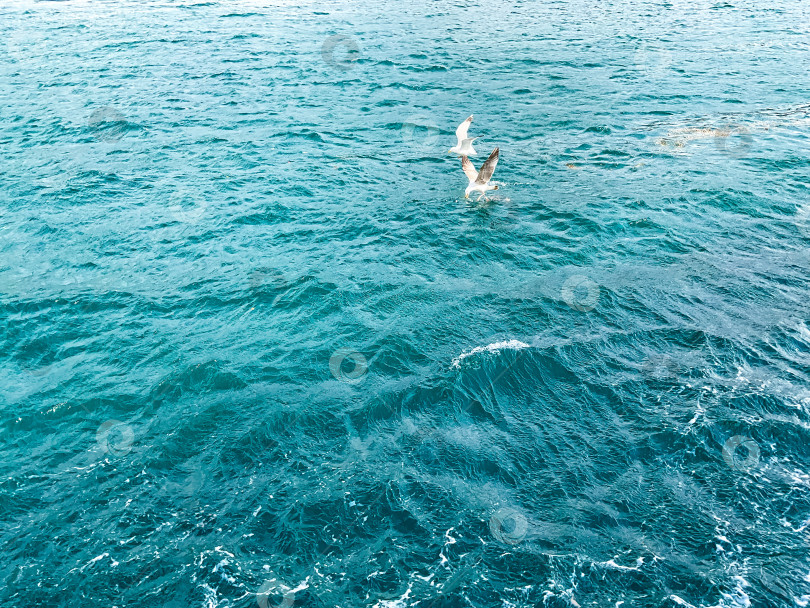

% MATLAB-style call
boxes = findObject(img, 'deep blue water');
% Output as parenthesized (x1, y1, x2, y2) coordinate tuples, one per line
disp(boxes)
(2, 1, 810, 607)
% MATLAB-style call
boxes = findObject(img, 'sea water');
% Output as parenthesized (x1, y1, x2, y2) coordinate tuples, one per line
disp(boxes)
(1, 1, 809, 606)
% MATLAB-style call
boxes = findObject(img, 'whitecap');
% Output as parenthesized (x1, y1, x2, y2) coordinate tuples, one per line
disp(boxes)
(720, 575, 751, 608)
(451, 340, 530, 369)
(370, 582, 413, 608)
(668, 597, 696, 608)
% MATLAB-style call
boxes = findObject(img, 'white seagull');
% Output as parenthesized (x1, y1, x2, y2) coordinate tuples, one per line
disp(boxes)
(461, 148, 500, 201)
(448, 115, 479, 156)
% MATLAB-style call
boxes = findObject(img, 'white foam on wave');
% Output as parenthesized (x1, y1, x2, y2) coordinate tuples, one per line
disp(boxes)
(370, 582, 413, 608)
(797, 320, 810, 344)
(451, 340, 530, 369)
(720, 575, 752, 608)
(595, 557, 644, 572)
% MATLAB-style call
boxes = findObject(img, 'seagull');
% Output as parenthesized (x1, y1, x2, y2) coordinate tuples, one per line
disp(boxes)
(461, 148, 500, 201)
(448, 115, 479, 156)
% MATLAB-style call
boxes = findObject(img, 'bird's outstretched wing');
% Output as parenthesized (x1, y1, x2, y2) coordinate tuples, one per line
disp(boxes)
(461, 156, 478, 181)
(476, 148, 499, 184)
(455, 115, 473, 143)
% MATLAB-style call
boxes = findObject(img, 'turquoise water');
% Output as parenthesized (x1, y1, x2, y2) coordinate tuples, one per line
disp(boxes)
(2, 1, 810, 606)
